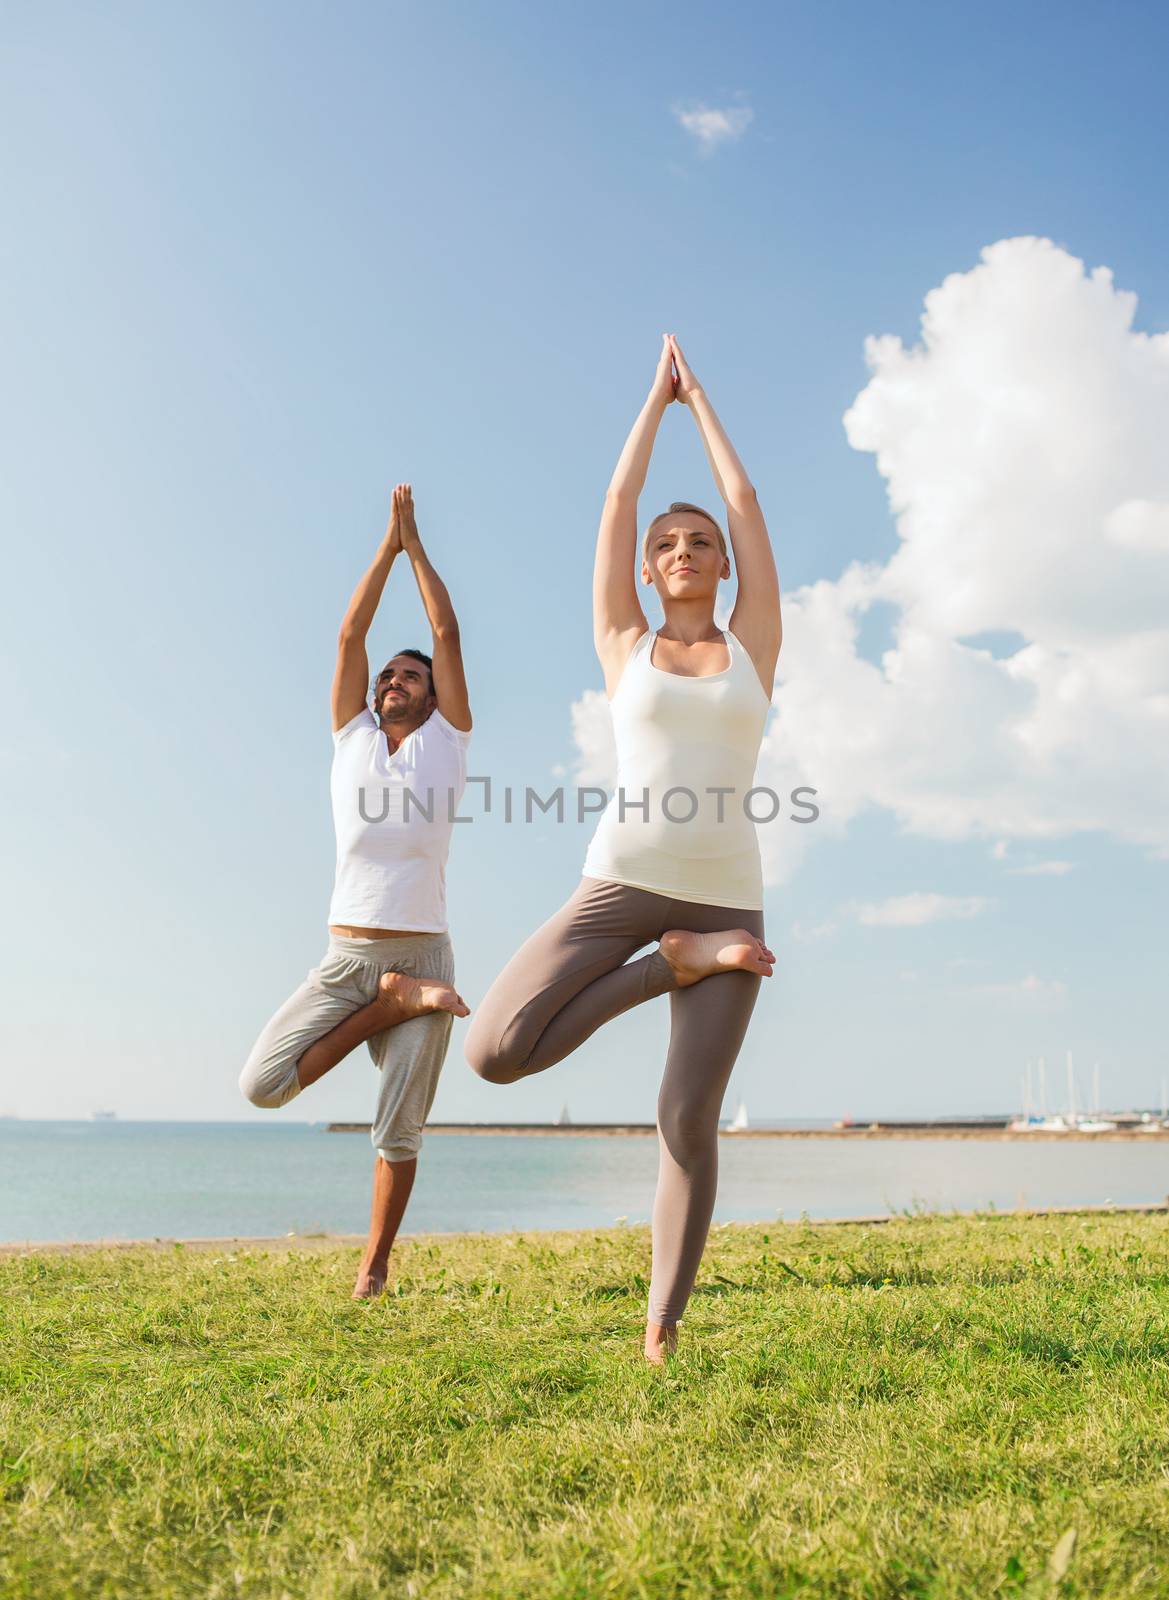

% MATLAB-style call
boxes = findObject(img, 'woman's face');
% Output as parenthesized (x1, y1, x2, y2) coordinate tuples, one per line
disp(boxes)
(641, 515, 730, 602)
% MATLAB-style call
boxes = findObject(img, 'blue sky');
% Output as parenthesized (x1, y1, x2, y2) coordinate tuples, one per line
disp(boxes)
(2, 1, 1167, 1126)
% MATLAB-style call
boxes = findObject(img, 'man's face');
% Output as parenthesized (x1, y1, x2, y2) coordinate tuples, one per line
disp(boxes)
(373, 656, 435, 724)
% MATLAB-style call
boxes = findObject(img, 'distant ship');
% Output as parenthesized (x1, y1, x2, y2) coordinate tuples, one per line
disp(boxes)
(728, 1100, 750, 1132)
(92, 1109, 118, 1121)
(554, 1104, 573, 1126)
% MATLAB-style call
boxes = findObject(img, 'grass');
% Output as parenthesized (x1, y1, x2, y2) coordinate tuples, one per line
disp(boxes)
(4, 1212, 1169, 1598)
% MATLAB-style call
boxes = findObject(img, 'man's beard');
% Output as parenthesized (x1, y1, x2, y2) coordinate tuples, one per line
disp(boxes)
(379, 693, 415, 723)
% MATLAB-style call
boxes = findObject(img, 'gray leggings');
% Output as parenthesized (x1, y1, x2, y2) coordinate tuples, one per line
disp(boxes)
(464, 876, 763, 1327)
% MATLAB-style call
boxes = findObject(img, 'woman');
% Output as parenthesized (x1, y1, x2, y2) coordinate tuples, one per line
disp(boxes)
(466, 335, 781, 1361)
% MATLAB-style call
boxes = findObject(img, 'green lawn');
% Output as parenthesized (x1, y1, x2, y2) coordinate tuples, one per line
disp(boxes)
(4, 1213, 1169, 1598)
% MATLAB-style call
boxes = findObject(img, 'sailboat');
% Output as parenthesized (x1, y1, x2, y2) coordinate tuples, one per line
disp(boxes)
(728, 1100, 750, 1132)
(1008, 1060, 1039, 1130)
(554, 1103, 573, 1127)
(1076, 1061, 1117, 1133)
(1011, 1054, 1074, 1131)
(1137, 1077, 1169, 1131)
(1009, 1058, 1061, 1130)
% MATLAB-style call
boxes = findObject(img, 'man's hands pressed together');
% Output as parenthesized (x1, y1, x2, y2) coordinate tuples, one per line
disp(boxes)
(396, 483, 422, 551)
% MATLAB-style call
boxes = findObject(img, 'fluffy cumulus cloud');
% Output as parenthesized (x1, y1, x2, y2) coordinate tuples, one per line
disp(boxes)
(570, 238, 1169, 884)
(570, 689, 616, 787)
(763, 237, 1169, 874)
(674, 102, 753, 151)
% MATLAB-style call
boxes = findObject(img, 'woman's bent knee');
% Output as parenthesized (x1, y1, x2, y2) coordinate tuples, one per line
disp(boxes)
(464, 1042, 523, 1085)
(463, 1019, 525, 1085)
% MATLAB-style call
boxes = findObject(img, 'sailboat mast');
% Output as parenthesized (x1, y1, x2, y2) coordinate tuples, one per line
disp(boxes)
(1066, 1050, 1075, 1124)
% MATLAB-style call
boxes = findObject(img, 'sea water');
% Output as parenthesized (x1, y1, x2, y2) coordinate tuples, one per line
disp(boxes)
(2, 1121, 1167, 1244)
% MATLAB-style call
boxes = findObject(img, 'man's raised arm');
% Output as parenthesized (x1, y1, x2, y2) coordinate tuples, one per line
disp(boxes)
(397, 486, 472, 733)
(331, 490, 403, 732)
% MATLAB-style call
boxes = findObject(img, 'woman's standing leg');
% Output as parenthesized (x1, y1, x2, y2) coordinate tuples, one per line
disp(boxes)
(647, 907, 765, 1352)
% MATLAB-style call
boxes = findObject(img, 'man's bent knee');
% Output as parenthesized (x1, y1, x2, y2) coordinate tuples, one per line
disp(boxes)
(238, 1060, 301, 1109)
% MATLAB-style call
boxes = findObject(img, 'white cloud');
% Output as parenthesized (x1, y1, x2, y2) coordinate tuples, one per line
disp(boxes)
(790, 916, 840, 943)
(1007, 860, 1076, 876)
(674, 102, 753, 151)
(756, 237, 1169, 874)
(1106, 500, 1169, 554)
(570, 689, 616, 787)
(962, 973, 1068, 1005)
(791, 893, 989, 939)
(569, 238, 1169, 886)
(853, 892, 991, 928)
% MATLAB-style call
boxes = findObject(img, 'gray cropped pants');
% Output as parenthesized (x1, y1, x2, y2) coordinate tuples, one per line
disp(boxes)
(464, 877, 763, 1327)
(239, 932, 456, 1162)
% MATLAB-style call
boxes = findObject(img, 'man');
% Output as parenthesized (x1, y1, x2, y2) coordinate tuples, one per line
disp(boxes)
(240, 483, 472, 1298)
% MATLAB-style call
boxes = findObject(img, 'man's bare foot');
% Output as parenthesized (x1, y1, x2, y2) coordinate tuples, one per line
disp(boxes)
(644, 1322, 679, 1365)
(376, 971, 470, 1023)
(658, 928, 775, 987)
(352, 1264, 387, 1300)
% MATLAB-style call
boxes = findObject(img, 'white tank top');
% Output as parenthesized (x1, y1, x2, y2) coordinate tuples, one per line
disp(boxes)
(582, 629, 770, 909)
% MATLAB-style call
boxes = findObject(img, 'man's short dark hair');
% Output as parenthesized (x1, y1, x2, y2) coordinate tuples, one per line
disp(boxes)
(382, 648, 434, 696)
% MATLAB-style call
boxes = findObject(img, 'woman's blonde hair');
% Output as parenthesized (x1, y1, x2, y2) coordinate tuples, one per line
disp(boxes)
(643, 501, 727, 557)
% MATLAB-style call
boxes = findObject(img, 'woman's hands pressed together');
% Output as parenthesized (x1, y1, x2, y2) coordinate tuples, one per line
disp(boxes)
(668, 334, 702, 406)
(650, 333, 678, 408)
(649, 332, 703, 408)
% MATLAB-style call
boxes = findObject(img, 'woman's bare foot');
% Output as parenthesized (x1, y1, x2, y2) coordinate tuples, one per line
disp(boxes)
(351, 1262, 387, 1300)
(376, 971, 470, 1023)
(658, 928, 775, 987)
(644, 1322, 679, 1365)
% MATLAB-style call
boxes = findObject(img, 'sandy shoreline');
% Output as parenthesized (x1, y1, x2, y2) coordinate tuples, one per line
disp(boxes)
(4, 1200, 1166, 1257)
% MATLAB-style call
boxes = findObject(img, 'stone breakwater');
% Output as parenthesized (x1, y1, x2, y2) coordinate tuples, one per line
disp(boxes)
(324, 1122, 1169, 1141)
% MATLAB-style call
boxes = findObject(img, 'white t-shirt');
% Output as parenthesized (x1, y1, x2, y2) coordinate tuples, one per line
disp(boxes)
(327, 707, 471, 933)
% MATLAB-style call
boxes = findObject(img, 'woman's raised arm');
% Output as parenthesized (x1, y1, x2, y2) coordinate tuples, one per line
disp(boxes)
(670, 335, 782, 695)
(592, 336, 675, 696)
